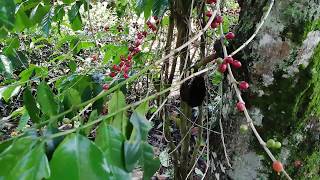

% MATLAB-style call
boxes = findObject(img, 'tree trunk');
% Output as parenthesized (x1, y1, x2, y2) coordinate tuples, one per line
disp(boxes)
(211, 0, 320, 179)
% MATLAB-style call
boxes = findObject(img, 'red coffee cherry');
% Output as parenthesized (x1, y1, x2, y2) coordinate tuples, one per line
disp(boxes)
(239, 81, 249, 90)
(218, 63, 227, 73)
(232, 60, 242, 69)
(272, 161, 283, 173)
(225, 32, 235, 40)
(102, 84, 109, 91)
(236, 101, 246, 111)
(223, 56, 234, 64)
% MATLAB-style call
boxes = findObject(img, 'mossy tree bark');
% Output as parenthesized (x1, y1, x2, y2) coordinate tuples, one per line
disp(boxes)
(211, 0, 320, 179)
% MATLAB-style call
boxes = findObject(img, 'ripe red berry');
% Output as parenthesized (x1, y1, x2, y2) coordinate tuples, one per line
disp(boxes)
(134, 39, 142, 47)
(218, 63, 227, 73)
(109, 72, 116, 77)
(206, 0, 217, 4)
(225, 32, 235, 40)
(153, 16, 158, 21)
(127, 55, 132, 61)
(205, 11, 213, 17)
(125, 61, 131, 67)
(236, 101, 246, 111)
(123, 66, 130, 73)
(142, 31, 148, 37)
(223, 56, 234, 64)
(146, 20, 152, 26)
(91, 54, 98, 61)
(232, 60, 242, 69)
(113, 65, 121, 72)
(102, 84, 109, 91)
(137, 32, 144, 39)
(123, 73, 129, 79)
(211, 21, 219, 29)
(215, 15, 223, 23)
(272, 161, 283, 173)
(134, 47, 141, 53)
(239, 81, 249, 90)
(119, 61, 125, 67)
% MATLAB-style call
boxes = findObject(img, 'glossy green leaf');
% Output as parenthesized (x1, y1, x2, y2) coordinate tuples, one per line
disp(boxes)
(23, 87, 41, 123)
(30, 4, 50, 25)
(0, 55, 13, 75)
(53, 5, 65, 22)
(68, 1, 83, 31)
(0, 0, 16, 30)
(109, 91, 128, 136)
(0, 137, 50, 180)
(76, 41, 95, 53)
(129, 112, 151, 141)
(124, 141, 141, 172)
(17, 112, 30, 132)
(141, 143, 160, 180)
(102, 44, 128, 64)
(153, 0, 168, 17)
(19, 65, 48, 82)
(135, 101, 149, 116)
(5, 51, 28, 71)
(48, 134, 110, 180)
(62, 88, 81, 111)
(0, 85, 21, 102)
(95, 122, 125, 168)
(42, 6, 55, 37)
(3, 37, 19, 55)
(62, 0, 75, 5)
(135, 0, 153, 20)
(37, 82, 59, 117)
(84, 110, 98, 136)
(211, 71, 223, 85)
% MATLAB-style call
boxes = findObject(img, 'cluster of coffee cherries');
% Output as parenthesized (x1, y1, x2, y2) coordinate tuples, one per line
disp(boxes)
(146, 16, 160, 32)
(102, 16, 160, 91)
(215, 32, 249, 112)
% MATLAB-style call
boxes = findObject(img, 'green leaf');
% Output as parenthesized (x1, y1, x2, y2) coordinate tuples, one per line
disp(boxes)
(30, 4, 50, 25)
(68, 1, 83, 31)
(95, 123, 125, 168)
(17, 112, 30, 132)
(0, 137, 50, 180)
(0, 55, 13, 76)
(5, 51, 28, 71)
(129, 112, 151, 142)
(152, 0, 168, 17)
(41, 6, 55, 37)
(102, 44, 128, 64)
(124, 141, 141, 172)
(141, 143, 160, 180)
(0, 85, 21, 102)
(37, 82, 59, 117)
(19, 65, 48, 82)
(0, 0, 16, 30)
(135, 0, 153, 20)
(53, 5, 65, 22)
(15, 9, 32, 31)
(62, 88, 81, 118)
(3, 37, 20, 55)
(135, 101, 149, 116)
(23, 87, 41, 123)
(211, 71, 223, 85)
(63, 0, 75, 5)
(48, 134, 111, 180)
(75, 41, 95, 53)
(109, 91, 128, 136)
(83, 110, 98, 136)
